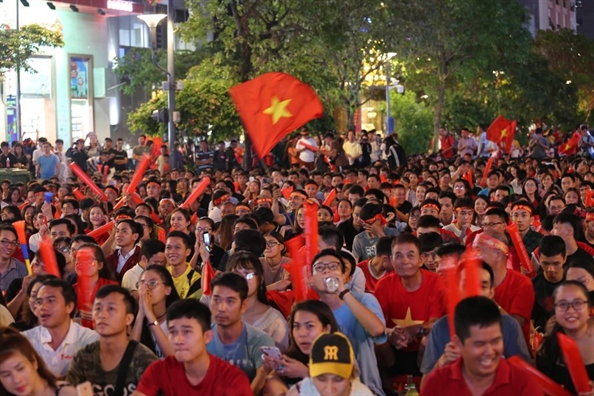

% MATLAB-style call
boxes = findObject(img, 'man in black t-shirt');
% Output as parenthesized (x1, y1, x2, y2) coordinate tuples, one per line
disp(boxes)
(113, 138, 129, 172)
(551, 212, 594, 269)
(393, 184, 412, 222)
(532, 235, 566, 330)
(0, 141, 17, 168)
(213, 141, 228, 171)
(100, 138, 117, 170)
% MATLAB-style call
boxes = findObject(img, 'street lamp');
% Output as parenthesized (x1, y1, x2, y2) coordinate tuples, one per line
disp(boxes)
(384, 52, 397, 135)
(138, 11, 176, 171)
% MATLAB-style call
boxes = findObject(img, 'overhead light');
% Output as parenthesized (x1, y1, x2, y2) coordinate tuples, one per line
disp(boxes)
(98, 9, 106, 15)
(138, 14, 167, 28)
(46, 2, 55, 9)
(70, 4, 79, 12)
(20, 0, 30, 6)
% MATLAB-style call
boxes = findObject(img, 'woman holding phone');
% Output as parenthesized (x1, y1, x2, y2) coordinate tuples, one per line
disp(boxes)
(261, 300, 339, 396)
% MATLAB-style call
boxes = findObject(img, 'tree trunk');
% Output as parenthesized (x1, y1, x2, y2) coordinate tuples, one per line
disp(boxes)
(433, 78, 446, 153)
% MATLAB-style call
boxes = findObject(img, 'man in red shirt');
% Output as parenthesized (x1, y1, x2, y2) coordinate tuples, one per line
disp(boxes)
(439, 128, 455, 159)
(474, 232, 534, 346)
(375, 233, 446, 379)
(356, 236, 393, 293)
(134, 299, 251, 396)
(421, 296, 542, 396)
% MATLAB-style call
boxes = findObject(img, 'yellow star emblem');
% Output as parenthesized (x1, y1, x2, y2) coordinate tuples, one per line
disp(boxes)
(501, 128, 507, 138)
(392, 307, 424, 327)
(565, 144, 571, 151)
(263, 96, 292, 124)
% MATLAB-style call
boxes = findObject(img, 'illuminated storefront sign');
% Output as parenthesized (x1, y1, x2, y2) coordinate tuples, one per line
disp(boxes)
(107, 0, 133, 12)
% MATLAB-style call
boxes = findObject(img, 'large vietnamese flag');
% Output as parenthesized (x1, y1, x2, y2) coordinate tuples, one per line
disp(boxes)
(487, 116, 516, 153)
(229, 72, 324, 159)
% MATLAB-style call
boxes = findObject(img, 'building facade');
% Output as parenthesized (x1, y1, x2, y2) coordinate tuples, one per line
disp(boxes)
(0, 0, 187, 147)
(519, 0, 577, 36)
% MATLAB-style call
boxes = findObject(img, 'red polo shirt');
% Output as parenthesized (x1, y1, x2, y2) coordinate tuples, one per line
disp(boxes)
(356, 259, 388, 293)
(494, 270, 534, 347)
(421, 358, 543, 396)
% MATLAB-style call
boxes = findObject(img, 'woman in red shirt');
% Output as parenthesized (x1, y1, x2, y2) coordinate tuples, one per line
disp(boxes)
(73, 244, 117, 329)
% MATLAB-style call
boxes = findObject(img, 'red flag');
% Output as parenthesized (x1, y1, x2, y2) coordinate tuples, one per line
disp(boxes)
(559, 134, 580, 155)
(284, 236, 309, 302)
(463, 170, 474, 189)
(303, 200, 319, 272)
(323, 189, 336, 207)
(202, 260, 216, 296)
(505, 120, 517, 152)
(487, 116, 516, 152)
(39, 237, 60, 277)
(229, 72, 324, 159)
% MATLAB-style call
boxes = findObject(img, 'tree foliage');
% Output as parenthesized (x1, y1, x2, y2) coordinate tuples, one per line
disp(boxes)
(0, 24, 64, 72)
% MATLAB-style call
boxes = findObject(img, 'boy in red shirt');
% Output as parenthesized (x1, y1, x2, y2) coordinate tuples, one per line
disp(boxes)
(134, 299, 251, 396)
(474, 232, 534, 347)
(356, 236, 393, 293)
(421, 296, 542, 396)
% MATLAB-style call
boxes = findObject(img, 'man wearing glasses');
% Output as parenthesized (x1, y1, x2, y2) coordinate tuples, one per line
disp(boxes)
(0, 225, 27, 293)
(122, 239, 166, 300)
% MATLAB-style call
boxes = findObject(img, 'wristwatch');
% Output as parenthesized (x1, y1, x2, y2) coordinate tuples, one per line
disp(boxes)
(338, 289, 351, 300)
(148, 320, 159, 327)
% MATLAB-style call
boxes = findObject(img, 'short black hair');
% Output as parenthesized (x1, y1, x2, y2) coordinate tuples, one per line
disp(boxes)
(553, 212, 584, 240)
(0, 224, 18, 240)
(484, 207, 508, 223)
(417, 215, 441, 229)
(418, 232, 443, 253)
(392, 233, 421, 254)
(40, 279, 78, 318)
(95, 285, 137, 316)
(167, 230, 191, 249)
(436, 243, 466, 258)
(318, 225, 345, 251)
(254, 207, 275, 224)
(376, 236, 394, 257)
(140, 239, 166, 260)
(539, 235, 566, 258)
(49, 219, 75, 235)
(454, 296, 502, 343)
(312, 249, 346, 274)
(359, 203, 383, 221)
(438, 191, 457, 204)
(338, 251, 357, 277)
(61, 199, 80, 210)
(233, 229, 266, 256)
(166, 299, 211, 333)
(347, 185, 365, 197)
(210, 272, 248, 301)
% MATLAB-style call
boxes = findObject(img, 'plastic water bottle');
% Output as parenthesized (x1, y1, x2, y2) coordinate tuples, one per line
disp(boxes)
(404, 375, 419, 396)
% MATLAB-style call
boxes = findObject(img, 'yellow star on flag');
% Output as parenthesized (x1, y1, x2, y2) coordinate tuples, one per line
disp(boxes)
(263, 96, 292, 124)
(501, 128, 508, 138)
(392, 307, 424, 327)
(565, 144, 571, 151)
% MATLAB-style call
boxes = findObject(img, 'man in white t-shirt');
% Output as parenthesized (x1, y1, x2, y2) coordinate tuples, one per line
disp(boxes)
(23, 279, 98, 378)
(121, 239, 166, 299)
(294, 128, 317, 170)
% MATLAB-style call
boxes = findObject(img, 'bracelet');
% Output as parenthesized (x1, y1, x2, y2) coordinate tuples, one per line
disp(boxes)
(148, 320, 158, 327)
(338, 289, 351, 300)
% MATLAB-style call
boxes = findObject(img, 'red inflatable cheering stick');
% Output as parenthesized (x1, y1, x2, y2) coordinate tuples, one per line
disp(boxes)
(76, 247, 96, 329)
(126, 154, 151, 195)
(38, 237, 60, 277)
(441, 255, 460, 337)
(69, 163, 107, 201)
(557, 333, 593, 394)
(181, 177, 211, 209)
(508, 356, 571, 396)
(506, 223, 536, 277)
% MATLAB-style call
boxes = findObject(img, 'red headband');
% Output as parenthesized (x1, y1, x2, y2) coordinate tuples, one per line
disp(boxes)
(512, 205, 533, 215)
(586, 213, 594, 222)
(474, 233, 509, 255)
(290, 192, 308, 200)
(455, 206, 474, 212)
(422, 203, 440, 212)
(257, 197, 273, 205)
(213, 194, 230, 206)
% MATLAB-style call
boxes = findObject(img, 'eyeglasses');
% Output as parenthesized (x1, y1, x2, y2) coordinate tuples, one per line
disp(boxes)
(266, 241, 280, 248)
(58, 246, 70, 254)
(0, 239, 18, 247)
(454, 186, 466, 190)
(136, 279, 163, 290)
(234, 271, 255, 280)
(554, 299, 587, 312)
(313, 262, 341, 272)
(196, 227, 212, 233)
(482, 222, 504, 228)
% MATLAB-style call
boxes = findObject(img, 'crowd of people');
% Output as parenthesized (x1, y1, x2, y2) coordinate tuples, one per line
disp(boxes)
(0, 123, 593, 396)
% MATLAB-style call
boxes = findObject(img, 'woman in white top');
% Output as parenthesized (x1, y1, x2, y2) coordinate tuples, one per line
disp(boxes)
(342, 131, 362, 166)
(228, 251, 289, 351)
